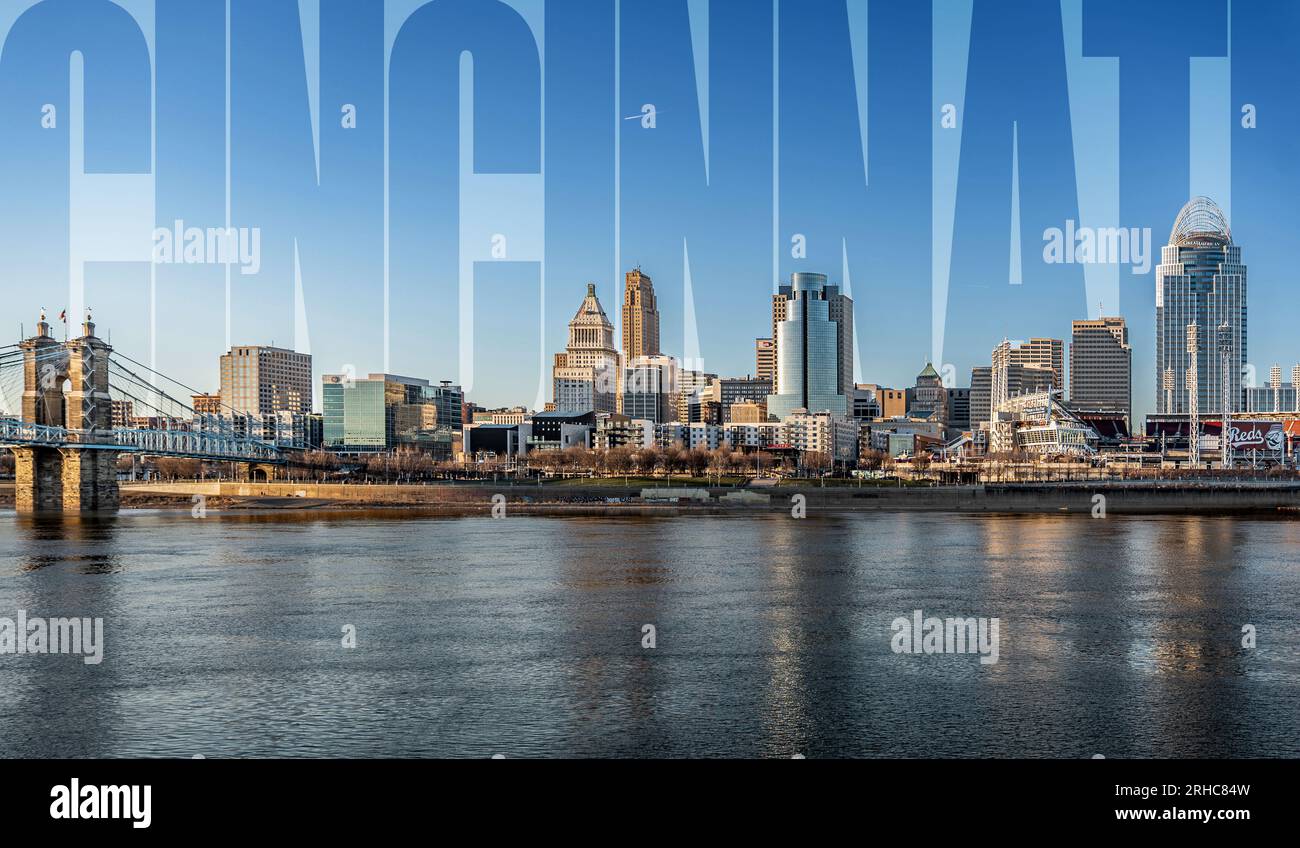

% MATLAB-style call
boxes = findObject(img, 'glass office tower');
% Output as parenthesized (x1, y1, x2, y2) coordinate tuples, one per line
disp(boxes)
(766, 272, 847, 420)
(321, 373, 463, 452)
(1155, 197, 1246, 415)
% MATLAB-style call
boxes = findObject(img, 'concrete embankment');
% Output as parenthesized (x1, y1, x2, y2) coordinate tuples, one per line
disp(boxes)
(112, 480, 1300, 515)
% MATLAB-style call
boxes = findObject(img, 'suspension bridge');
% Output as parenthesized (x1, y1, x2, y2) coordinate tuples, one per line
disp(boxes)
(0, 312, 284, 511)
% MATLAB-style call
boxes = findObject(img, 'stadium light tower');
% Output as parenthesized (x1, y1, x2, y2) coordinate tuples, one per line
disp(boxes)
(1186, 324, 1200, 467)
(1218, 322, 1233, 469)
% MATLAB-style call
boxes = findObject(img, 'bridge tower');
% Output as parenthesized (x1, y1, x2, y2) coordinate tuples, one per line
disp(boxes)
(12, 312, 119, 512)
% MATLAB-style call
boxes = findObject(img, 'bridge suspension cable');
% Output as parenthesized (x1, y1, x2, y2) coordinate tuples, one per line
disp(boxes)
(106, 360, 249, 442)
(1, 337, 285, 465)
(0, 345, 77, 417)
(107, 359, 195, 418)
(109, 350, 251, 420)
(107, 372, 185, 422)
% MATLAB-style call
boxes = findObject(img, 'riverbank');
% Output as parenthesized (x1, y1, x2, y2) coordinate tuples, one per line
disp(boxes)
(7, 479, 1300, 515)
(51, 479, 1300, 515)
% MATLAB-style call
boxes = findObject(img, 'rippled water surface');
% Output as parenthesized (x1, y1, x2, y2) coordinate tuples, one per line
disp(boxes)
(1, 509, 1297, 758)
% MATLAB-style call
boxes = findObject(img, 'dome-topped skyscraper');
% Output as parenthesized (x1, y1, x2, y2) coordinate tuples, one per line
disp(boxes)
(1155, 197, 1245, 415)
(1169, 195, 1232, 247)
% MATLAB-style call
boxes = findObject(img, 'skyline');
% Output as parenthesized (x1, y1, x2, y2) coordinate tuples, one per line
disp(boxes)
(6, 0, 1300, 789)
(0, 199, 1262, 432)
(1, 0, 1296, 422)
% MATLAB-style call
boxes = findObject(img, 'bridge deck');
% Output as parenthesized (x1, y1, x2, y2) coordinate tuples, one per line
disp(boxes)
(0, 419, 284, 463)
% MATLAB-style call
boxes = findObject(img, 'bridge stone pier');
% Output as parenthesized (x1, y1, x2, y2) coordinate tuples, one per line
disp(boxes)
(246, 463, 278, 483)
(11, 316, 118, 512)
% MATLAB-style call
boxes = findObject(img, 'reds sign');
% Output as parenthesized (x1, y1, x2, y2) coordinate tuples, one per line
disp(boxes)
(1225, 421, 1285, 451)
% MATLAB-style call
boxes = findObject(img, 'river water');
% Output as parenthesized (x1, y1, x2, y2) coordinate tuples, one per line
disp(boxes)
(1, 509, 1297, 758)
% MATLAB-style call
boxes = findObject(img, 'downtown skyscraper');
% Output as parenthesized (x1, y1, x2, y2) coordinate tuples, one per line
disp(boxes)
(553, 284, 619, 414)
(1070, 316, 1131, 419)
(768, 276, 852, 397)
(621, 267, 661, 362)
(766, 272, 848, 419)
(1155, 197, 1246, 415)
(219, 345, 313, 416)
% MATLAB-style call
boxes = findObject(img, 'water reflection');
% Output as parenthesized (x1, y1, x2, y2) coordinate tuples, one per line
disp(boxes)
(14, 512, 122, 574)
(4, 513, 123, 756)
(0, 510, 1297, 757)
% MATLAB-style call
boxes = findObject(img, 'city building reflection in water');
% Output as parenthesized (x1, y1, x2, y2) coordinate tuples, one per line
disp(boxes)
(14, 512, 122, 574)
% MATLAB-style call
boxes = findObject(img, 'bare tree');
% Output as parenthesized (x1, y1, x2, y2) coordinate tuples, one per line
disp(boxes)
(362, 453, 391, 480)
(154, 457, 202, 480)
(707, 446, 733, 483)
(606, 446, 635, 478)
(687, 447, 710, 477)
(804, 451, 833, 475)
(527, 451, 555, 475)
(397, 448, 435, 480)
(859, 448, 886, 471)
(302, 450, 340, 474)
(661, 443, 684, 477)
(634, 446, 660, 476)
(562, 445, 591, 475)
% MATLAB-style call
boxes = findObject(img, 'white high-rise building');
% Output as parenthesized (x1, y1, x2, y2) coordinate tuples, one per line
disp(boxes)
(1155, 197, 1246, 415)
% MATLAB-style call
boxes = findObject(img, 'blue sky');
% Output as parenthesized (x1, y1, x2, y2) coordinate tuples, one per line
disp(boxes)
(0, 0, 1295, 422)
